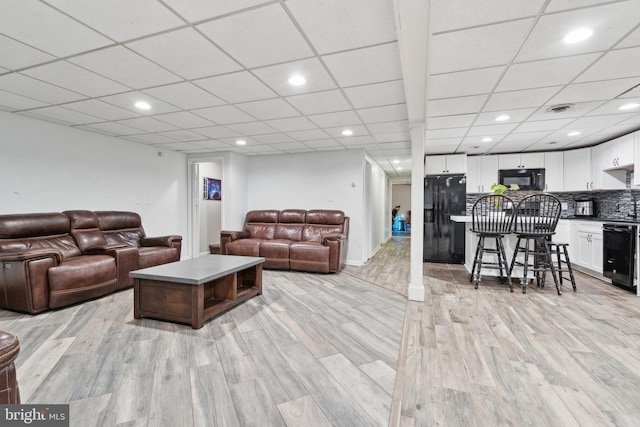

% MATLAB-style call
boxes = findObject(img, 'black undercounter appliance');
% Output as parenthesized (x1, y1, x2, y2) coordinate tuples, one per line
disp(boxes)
(423, 175, 466, 263)
(603, 223, 637, 292)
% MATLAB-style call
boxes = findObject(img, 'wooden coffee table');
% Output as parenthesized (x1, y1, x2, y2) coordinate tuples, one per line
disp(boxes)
(130, 254, 264, 329)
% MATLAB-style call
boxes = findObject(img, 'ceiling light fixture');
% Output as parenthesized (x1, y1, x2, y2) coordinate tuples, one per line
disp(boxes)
(495, 114, 510, 122)
(397, 167, 403, 170)
(563, 27, 593, 44)
(619, 102, 640, 111)
(393, 159, 400, 164)
(134, 101, 151, 110)
(288, 74, 306, 86)
(481, 137, 493, 142)
(567, 131, 581, 137)
(236, 139, 247, 145)
(341, 129, 353, 136)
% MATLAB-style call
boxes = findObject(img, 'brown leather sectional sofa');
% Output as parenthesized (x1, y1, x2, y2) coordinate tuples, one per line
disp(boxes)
(221, 209, 349, 273)
(0, 210, 181, 314)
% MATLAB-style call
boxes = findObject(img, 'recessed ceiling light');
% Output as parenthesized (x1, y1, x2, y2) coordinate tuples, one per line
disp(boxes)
(341, 129, 354, 136)
(134, 101, 151, 110)
(236, 139, 247, 145)
(393, 159, 400, 164)
(288, 74, 306, 86)
(495, 114, 510, 122)
(397, 167, 403, 170)
(563, 27, 593, 44)
(567, 131, 581, 137)
(619, 102, 640, 111)
(481, 137, 493, 142)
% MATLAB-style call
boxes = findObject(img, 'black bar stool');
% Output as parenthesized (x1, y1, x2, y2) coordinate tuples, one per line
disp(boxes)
(546, 240, 577, 291)
(510, 194, 562, 294)
(469, 194, 515, 292)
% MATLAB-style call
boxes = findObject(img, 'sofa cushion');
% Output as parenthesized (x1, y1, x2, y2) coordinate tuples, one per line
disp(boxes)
(275, 209, 305, 241)
(289, 242, 330, 273)
(0, 213, 69, 239)
(259, 239, 291, 269)
(48, 255, 117, 308)
(302, 224, 345, 243)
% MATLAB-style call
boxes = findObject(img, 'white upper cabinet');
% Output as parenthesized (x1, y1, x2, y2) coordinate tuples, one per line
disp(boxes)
(466, 155, 498, 193)
(543, 152, 563, 192)
(563, 147, 592, 191)
(425, 154, 467, 175)
(634, 131, 640, 187)
(498, 152, 544, 169)
(602, 132, 634, 170)
(592, 136, 628, 190)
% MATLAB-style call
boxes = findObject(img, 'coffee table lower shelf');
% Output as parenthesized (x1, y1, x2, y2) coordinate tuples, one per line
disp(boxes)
(132, 256, 263, 329)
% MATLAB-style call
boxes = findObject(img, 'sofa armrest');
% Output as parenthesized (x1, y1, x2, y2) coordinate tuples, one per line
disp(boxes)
(0, 247, 63, 264)
(140, 235, 182, 247)
(221, 230, 250, 240)
(83, 243, 128, 254)
(321, 234, 347, 245)
(0, 331, 20, 371)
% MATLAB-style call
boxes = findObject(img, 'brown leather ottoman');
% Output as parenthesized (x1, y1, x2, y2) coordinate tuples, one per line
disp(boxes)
(0, 330, 20, 404)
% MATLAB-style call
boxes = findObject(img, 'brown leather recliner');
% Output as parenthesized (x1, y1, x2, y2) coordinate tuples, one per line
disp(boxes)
(0, 212, 118, 314)
(221, 209, 349, 273)
(0, 330, 20, 404)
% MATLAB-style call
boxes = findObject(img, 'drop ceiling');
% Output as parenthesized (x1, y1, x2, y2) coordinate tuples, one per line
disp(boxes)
(1, 1, 640, 178)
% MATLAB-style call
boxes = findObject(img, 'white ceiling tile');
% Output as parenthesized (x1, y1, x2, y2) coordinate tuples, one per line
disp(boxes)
(571, 114, 634, 128)
(366, 120, 409, 135)
(373, 132, 410, 143)
(517, 1, 640, 62)
(461, 134, 507, 145)
(122, 133, 178, 144)
(62, 99, 139, 121)
(157, 141, 204, 151)
(497, 53, 600, 91)
(357, 104, 408, 124)
(427, 137, 466, 147)
(528, 101, 604, 121)
(116, 117, 178, 133)
(251, 58, 336, 96)
(0, 0, 111, 57)
(285, 90, 351, 115)
(574, 46, 640, 83)
(0, 73, 85, 104)
(80, 121, 142, 136)
(22, 61, 130, 97)
(545, 0, 612, 12)
(322, 43, 402, 87)
(474, 108, 537, 126)
(343, 80, 406, 109)
(69, 46, 182, 89)
(619, 84, 640, 99)
(285, 129, 330, 141)
(308, 111, 361, 128)
(194, 71, 276, 103)
(44, 0, 183, 42)
(285, 0, 396, 54)
(336, 135, 375, 145)
(268, 141, 311, 151)
(425, 128, 467, 139)
(193, 140, 234, 150)
(191, 126, 240, 139)
(467, 123, 518, 136)
(0, 35, 55, 70)
(225, 121, 278, 135)
(490, 141, 535, 152)
(162, 0, 271, 22)
(152, 111, 214, 129)
(0, 89, 48, 111)
(197, 4, 313, 68)
(548, 77, 639, 104)
(514, 118, 575, 133)
(192, 105, 255, 124)
(323, 125, 370, 138)
(127, 28, 241, 80)
(18, 106, 101, 125)
(235, 98, 300, 120)
(263, 117, 317, 132)
(428, 67, 504, 99)
(430, 0, 545, 33)
(427, 95, 487, 117)
(430, 19, 534, 74)
(426, 114, 476, 129)
(156, 129, 207, 142)
(303, 139, 343, 149)
(484, 87, 561, 111)
(252, 133, 295, 144)
(143, 82, 225, 110)
(99, 91, 181, 115)
(617, 24, 640, 49)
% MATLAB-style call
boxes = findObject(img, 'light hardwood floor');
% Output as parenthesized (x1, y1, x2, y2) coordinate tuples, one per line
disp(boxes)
(3, 237, 640, 426)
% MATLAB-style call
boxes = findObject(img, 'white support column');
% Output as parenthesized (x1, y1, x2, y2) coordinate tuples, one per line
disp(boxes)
(408, 124, 425, 301)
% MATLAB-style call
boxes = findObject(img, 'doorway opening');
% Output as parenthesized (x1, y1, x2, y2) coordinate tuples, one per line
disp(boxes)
(391, 182, 411, 237)
(189, 158, 223, 258)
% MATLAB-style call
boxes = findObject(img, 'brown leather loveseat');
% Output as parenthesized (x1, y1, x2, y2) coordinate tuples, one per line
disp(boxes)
(0, 211, 181, 314)
(221, 209, 349, 273)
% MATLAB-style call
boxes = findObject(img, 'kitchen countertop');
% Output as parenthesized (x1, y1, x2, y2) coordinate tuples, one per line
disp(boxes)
(451, 215, 640, 225)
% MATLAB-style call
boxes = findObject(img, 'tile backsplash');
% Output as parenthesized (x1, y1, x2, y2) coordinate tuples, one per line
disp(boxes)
(466, 170, 640, 221)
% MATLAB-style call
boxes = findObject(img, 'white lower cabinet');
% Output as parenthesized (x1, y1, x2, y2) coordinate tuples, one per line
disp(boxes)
(573, 221, 603, 274)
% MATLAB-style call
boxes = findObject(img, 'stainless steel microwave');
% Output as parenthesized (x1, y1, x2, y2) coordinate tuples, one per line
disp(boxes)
(498, 168, 545, 190)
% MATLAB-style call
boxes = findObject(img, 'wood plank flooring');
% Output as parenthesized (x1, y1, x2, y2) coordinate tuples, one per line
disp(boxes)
(3, 236, 640, 426)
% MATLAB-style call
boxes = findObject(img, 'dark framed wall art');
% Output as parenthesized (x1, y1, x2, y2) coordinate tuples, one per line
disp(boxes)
(203, 177, 221, 200)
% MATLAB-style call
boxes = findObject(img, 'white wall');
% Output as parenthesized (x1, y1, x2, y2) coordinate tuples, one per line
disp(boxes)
(198, 162, 222, 254)
(246, 149, 367, 265)
(0, 112, 189, 255)
(367, 157, 388, 256)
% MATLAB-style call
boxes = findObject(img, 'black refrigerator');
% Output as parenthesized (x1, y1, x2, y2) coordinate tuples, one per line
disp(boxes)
(423, 175, 466, 263)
